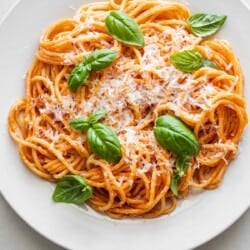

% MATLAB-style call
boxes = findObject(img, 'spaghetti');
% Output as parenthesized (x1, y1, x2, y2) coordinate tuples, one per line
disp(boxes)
(8, 0, 248, 218)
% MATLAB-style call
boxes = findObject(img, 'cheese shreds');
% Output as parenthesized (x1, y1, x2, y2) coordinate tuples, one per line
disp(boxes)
(42, 25, 235, 171)
(33, 21, 239, 173)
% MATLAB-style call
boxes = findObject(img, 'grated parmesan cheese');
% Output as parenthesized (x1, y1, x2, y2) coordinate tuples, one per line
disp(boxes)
(37, 21, 228, 172)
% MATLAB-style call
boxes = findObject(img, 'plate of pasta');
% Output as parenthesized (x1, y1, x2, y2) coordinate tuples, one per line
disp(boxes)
(0, 0, 249, 249)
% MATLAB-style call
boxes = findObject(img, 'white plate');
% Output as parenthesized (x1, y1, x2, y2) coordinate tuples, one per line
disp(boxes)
(0, 0, 249, 249)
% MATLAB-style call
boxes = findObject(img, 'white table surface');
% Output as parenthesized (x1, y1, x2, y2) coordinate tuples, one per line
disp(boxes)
(0, 1, 249, 249)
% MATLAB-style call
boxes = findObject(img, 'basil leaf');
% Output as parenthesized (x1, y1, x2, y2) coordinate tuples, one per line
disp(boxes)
(170, 155, 191, 196)
(187, 13, 227, 37)
(87, 123, 122, 163)
(68, 49, 117, 92)
(154, 115, 199, 196)
(68, 64, 89, 92)
(70, 117, 90, 131)
(170, 174, 180, 196)
(154, 115, 199, 156)
(175, 155, 191, 177)
(201, 58, 217, 69)
(170, 50, 202, 73)
(105, 10, 145, 46)
(84, 49, 117, 72)
(89, 110, 108, 125)
(52, 175, 93, 204)
(171, 50, 217, 73)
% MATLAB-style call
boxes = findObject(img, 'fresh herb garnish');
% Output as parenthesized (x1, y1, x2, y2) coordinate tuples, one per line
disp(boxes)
(70, 117, 90, 131)
(88, 110, 108, 125)
(88, 123, 122, 163)
(201, 58, 217, 69)
(187, 13, 227, 37)
(70, 111, 122, 163)
(68, 64, 89, 92)
(105, 10, 145, 46)
(170, 49, 217, 73)
(154, 115, 200, 195)
(52, 175, 93, 204)
(170, 155, 191, 196)
(68, 49, 117, 92)
(83, 49, 117, 72)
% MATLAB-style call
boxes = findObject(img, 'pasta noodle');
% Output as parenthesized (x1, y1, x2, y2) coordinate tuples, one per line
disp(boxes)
(8, 0, 248, 218)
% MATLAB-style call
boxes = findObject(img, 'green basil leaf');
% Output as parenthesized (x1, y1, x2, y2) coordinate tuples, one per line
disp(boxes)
(175, 155, 191, 177)
(170, 50, 202, 73)
(187, 13, 227, 37)
(70, 117, 90, 131)
(170, 155, 191, 196)
(201, 58, 217, 69)
(154, 115, 199, 156)
(68, 49, 117, 92)
(68, 64, 89, 92)
(171, 50, 217, 73)
(87, 123, 122, 163)
(89, 110, 108, 125)
(170, 174, 180, 196)
(52, 175, 93, 204)
(83, 49, 117, 72)
(105, 10, 145, 46)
